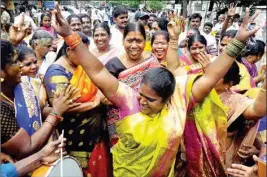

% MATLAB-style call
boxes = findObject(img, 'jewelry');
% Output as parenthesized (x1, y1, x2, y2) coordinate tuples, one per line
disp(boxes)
(44, 120, 56, 127)
(50, 112, 64, 121)
(68, 99, 73, 104)
(64, 32, 82, 50)
(1, 78, 4, 82)
(1, 92, 14, 105)
(225, 38, 245, 58)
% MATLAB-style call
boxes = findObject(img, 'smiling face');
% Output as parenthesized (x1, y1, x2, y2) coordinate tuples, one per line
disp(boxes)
(69, 17, 82, 32)
(137, 83, 165, 116)
(189, 41, 206, 61)
(114, 13, 128, 29)
(123, 31, 145, 61)
(152, 34, 168, 61)
(20, 54, 38, 77)
(93, 27, 110, 51)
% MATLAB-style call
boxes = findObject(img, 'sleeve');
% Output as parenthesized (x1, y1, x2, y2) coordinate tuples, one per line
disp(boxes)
(1, 163, 19, 177)
(43, 66, 70, 99)
(107, 82, 139, 120)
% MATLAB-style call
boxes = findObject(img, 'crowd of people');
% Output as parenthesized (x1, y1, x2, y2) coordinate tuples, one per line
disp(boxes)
(1, 1, 266, 177)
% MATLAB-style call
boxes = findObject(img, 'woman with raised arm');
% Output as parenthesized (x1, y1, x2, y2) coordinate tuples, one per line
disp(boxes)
(51, 3, 259, 176)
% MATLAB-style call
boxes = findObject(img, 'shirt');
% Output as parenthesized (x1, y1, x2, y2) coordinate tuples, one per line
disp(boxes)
(1, 10, 10, 24)
(110, 25, 124, 48)
(1, 163, 18, 177)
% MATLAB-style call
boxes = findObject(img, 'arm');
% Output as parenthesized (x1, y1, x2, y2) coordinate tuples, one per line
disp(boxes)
(221, 15, 231, 35)
(221, 3, 236, 35)
(192, 8, 260, 103)
(243, 79, 266, 120)
(51, 3, 119, 99)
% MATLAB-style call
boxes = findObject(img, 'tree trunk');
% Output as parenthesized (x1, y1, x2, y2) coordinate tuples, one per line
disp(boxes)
(182, 0, 188, 17)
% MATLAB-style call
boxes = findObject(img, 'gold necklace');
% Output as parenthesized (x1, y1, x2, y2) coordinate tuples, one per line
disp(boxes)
(1, 92, 14, 105)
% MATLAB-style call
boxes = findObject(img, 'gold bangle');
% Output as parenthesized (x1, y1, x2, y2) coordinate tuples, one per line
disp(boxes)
(260, 88, 267, 92)
(44, 120, 56, 127)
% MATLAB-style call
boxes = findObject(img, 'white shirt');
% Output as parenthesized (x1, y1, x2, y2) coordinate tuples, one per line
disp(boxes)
(110, 25, 124, 48)
(213, 22, 223, 32)
(1, 10, 10, 24)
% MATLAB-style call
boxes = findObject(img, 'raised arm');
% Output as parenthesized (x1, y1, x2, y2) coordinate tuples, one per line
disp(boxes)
(165, 18, 180, 73)
(51, 3, 119, 98)
(192, 8, 260, 103)
(221, 3, 237, 35)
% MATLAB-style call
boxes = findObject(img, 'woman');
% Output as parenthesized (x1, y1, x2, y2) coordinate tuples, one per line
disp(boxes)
(151, 18, 168, 34)
(51, 4, 258, 176)
(219, 30, 256, 93)
(1, 40, 79, 160)
(90, 22, 121, 65)
(105, 22, 160, 146)
(44, 32, 111, 177)
(39, 13, 57, 39)
(29, 29, 53, 77)
(151, 30, 169, 66)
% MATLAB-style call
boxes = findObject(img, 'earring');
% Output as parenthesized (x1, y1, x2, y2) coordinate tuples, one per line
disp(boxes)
(1, 78, 4, 82)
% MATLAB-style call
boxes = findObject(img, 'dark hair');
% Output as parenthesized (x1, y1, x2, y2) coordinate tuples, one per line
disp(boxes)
(79, 13, 91, 23)
(1, 40, 15, 69)
(56, 32, 89, 61)
(188, 34, 207, 49)
(141, 67, 176, 102)
(187, 28, 201, 36)
(40, 13, 51, 27)
(149, 14, 157, 19)
(19, 5, 26, 13)
(93, 19, 101, 26)
(244, 40, 266, 57)
(234, 13, 240, 19)
(93, 22, 111, 37)
(123, 22, 146, 40)
(17, 46, 36, 62)
(223, 61, 241, 85)
(29, 30, 53, 49)
(112, 6, 128, 18)
(67, 14, 81, 24)
(189, 13, 202, 22)
(151, 30, 169, 45)
(220, 30, 237, 41)
(154, 18, 168, 31)
(204, 22, 213, 28)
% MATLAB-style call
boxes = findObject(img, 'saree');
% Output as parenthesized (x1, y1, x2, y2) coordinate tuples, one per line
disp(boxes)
(105, 55, 160, 146)
(44, 64, 112, 177)
(241, 58, 258, 78)
(180, 75, 228, 177)
(14, 76, 42, 136)
(219, 91, 259, 169)
(108, 74, 194, 177)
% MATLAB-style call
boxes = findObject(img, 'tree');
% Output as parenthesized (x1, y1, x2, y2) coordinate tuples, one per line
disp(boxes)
(147, 0, 163, 11)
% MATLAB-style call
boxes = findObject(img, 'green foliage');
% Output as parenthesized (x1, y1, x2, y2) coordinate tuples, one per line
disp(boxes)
(147, 0, 164, 10)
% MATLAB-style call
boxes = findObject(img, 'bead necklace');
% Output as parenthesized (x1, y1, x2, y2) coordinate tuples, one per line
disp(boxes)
(1, 92, 14, 105)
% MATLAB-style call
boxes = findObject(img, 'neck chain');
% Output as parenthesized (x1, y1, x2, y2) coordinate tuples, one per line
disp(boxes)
(1, 92, 14, 105)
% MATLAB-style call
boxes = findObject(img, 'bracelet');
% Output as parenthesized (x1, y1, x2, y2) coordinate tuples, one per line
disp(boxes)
(260, 88, 267, 92)
(44, 120, 56, 127)
(64, 32, 82, 50)
(50, 112, 64, 121)
(168, 39, 178, 50)
(225, 38, 245, 58)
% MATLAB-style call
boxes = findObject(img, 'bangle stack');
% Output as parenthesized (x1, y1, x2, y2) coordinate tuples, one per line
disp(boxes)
(44, 120, 56, 127)
(50, 111, 64, 121)
(225, 38, 245, 58)
(64, 32, 82, 50)
(168, 39, 178, 50)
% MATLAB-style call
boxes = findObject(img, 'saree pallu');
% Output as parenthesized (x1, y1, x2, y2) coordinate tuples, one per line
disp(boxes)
(241, 58, 258, 78)
(14, 76, 42, 136)
(44, 64, 112, 177)
(231, 62, 256, 93)
(183, 76, 228, 177)
(112, 75, 193, 177)
(105, 55, 160, 146)
(219, 91, 259, 169)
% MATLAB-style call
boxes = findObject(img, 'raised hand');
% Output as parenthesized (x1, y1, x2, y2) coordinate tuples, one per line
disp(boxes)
(9, 13, 30, 46)
(235, 8, 260, 43)
(196, 51, 211, 71)
(167, 15, 181, 40)
(51, 2, 73, 37)
(228, 2, 238, 17)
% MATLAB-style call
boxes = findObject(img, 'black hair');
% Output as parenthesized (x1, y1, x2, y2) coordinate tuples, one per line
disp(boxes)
(151, 30, 169, 45)
(220, 30, 237, 41)
(223, 61, 241, 85)
(29, 30, 53, 49)
(17, 46, 36, 62)
(93, 22, 111, 37)
(188, 34, 207, 49)
(79, 13, 91, 23)
(189, 13, 202, 22)
(141, 67, 176, 103)
(244, 40, 266, 57)
(1, 40, 15, 69)
(67, 14, 81, 24)
(40, 13, 51, 27)
(149, 14, 157, 19)
(204, 22, 213, 28)
(154, 18, 168, 31)
(19, 5, 26, 13)
(112, 6, 128, 18)
(93, 19, 101, 26)
(123, 22, 146, 40)
(234, 13, 240, 19)
(55, 32, 89, 61)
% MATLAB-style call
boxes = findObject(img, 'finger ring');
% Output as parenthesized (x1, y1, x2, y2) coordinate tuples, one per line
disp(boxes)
(68, 99, 73, 104)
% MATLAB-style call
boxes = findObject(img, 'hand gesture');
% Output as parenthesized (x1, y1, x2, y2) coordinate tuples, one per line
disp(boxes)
(51, 2, 73, 37)
(167, 16, 182, 40)
(9, 13, 30, 46)
(235, 8, 260, 43)
(228, 3, 238, 17)
(38, 135, 67, 164)
(196, 51, 211, 71)
(0, 152, 14, 163)
(52, 84, 81, 116)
